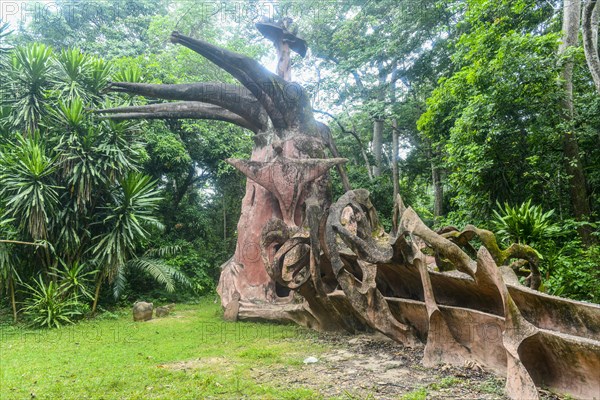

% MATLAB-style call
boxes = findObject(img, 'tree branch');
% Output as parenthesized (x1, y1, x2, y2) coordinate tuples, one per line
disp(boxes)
(314, 109, 373, 181)
(0, 239, 46, 247)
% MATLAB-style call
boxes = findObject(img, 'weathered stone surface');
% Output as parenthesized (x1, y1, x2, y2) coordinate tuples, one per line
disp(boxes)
(133, 301, 153, 322)
(223, 292, 240, 322)
(155, 306, 170, 318)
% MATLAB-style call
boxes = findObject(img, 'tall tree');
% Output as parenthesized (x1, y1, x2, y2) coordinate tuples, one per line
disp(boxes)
(583, 0, 600, 92)
(560, 0, 594, 244)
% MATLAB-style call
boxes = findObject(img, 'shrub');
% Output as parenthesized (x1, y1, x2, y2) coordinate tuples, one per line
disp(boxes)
(492, 199, 558, 246)
(21, 276, 81, 328)
(543, 243, 600, 303)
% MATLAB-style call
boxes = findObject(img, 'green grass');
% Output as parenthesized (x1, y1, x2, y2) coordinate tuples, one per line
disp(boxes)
(400, 376, 463, 400)
(0, 301, 326, 399)
(400, 386, 428, 400)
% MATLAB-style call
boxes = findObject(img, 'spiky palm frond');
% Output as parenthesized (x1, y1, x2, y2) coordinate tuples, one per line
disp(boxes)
(0, 21, 13, 54)
(86, 57, 112, 103)
(92, 172, 162, 282)
(98, 118, 144, 181)
(492, 199, 558, 246)
(111, 266, 127, 300)
(128, 257, 190, 294)
(21, 275, 81, 328)
(52, 48, 92, 103)
(8, 43, 55, 133)
(0, 134, 60, 240)
(51, 98, 105, 211)
(112, 64, 143, 84)
(49, 260, 97, 301)
(144, 245, 182, 259)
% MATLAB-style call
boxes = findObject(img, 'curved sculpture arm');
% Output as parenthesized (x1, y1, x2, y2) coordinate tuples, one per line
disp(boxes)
(399, 207, 476, 278)
(170, 31, 317, 134)
(103, 81, 269, 131)
(455, 225, 542, 290)
(95, 101, 259, 132)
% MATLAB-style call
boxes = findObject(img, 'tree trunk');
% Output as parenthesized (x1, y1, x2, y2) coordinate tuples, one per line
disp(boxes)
(223, 194, 227, 241)
(373, 119, 383, 177)
(91, 278, 102, 314)
(432, 162, 443, 219)
(276, 40, 292, 81)
(560, 0, 594, 245)
(372, 61, 386, 178)
(392, 119, 400, 200)
(583, 0, 600, 93)
(428, 143, 444, 220)
(9, 276, 17, 323)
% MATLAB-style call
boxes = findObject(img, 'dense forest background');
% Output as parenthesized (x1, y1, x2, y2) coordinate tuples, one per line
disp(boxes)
(0, 0, 598, 327)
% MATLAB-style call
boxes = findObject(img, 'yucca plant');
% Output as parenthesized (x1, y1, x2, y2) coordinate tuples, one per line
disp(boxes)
(0, 133, 60, 240)
(0, 22, 12, 54)
(51, 98, 105, 211)
(50, 260, 97, 302)
(21, 275, 81, 328)
(86, 58, 113, 103)
(90, 172, 164, 312)
(0, 218, 20, 322)
(0, 42, 171, 321)
(52, 48, 92, 102)
(492, 199, 558, 246)
(98, 118, 144, 182)
(8, 43, 55, 133)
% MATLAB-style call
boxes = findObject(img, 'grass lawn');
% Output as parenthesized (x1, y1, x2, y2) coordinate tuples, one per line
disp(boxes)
(0, 300, 328, 399)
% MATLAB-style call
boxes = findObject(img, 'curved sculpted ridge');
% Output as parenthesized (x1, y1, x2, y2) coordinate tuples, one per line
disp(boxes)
(96, 32, 600, 400)
(259, 188, 600, 399)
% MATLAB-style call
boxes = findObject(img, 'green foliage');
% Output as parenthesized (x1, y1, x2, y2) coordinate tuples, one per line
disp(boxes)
(0, 21, 12, 53)
(543, 241, 600, 303)
(51, 261, 96, 302)
(92, 172, 162, 287)
(400, 387, 428, 400)
(21, 275, 81, 328)
(164, 249, 218, 297)
(0, 42, 194, 321)
(6, 43, 55, 132)
(492, 200, 558, 246)
(52, 48, 111, 103)
(0, 134, 60, 240)
(418, 0, 567, 224)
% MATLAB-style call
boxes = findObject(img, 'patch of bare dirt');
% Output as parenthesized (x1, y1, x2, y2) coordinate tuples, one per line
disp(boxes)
(156, 329, 565, 399)
(253, 332, 567, 399)
(249, 332, 507, 399)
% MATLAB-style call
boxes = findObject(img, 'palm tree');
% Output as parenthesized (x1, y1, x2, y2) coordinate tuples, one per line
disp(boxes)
(0, 134, 60, 241)
(91, 172, 187, 312)
(0, 219, 20, 322)
(7, 43, 55, 134)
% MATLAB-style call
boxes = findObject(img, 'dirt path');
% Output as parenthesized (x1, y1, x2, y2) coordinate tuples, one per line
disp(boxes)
(253, 332, 564, 400)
